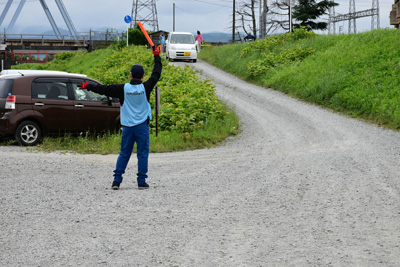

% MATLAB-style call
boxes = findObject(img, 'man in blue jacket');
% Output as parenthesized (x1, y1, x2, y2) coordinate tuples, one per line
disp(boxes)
(79, 47, 161, 190)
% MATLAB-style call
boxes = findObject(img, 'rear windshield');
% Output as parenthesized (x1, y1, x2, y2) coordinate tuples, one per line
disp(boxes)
(170, 34, 195, 44)
(0, 79, 14, 98)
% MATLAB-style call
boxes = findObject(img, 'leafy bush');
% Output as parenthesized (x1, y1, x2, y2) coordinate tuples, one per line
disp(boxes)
(240, 27, 315, 57)
(88, 46, 227, 132)
(240, 27, 316, 77)
(247, 46, 315, 76)
(23, 45, 229, 135)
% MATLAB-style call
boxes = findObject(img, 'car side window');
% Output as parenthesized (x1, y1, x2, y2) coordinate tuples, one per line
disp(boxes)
(32, 79, 70, 100)
(70, 79, 108, 102)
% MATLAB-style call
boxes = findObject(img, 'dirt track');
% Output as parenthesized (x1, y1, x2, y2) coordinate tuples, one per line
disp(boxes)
(1, 59, 400, 266)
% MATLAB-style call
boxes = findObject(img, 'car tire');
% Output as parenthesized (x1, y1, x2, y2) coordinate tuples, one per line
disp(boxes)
(193, 59, 197, 63)
(15, 121, 42, 146)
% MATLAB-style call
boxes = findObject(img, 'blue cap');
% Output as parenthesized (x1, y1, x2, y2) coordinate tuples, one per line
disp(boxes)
(130, 64, 144, 79)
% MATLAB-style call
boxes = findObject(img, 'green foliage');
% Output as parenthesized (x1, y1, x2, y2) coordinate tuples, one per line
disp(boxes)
(112, 25, 151, 47)
(199, 28, 400, 130)
(247, 46, 315, 76)
(158, 66, 227, 132)
(87, 46, 228, 133)
(240, 27, 316, 77)
(128, 27, 148, 46)
(36, 109, 240, 154)
(15, 45, 239, 153)
(21, 45, 231, 136)
(240, 27, 315, 57)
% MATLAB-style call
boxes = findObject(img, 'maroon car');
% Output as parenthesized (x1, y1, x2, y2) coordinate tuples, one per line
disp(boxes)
(0, 71, 120, 146)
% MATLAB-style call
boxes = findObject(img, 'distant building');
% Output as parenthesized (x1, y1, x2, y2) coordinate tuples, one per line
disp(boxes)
(390, 1, 400, 28)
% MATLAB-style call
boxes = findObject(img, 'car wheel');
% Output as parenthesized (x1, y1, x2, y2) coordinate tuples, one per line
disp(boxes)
(193, 59, 197, 63)
(15, 121, 42, 146)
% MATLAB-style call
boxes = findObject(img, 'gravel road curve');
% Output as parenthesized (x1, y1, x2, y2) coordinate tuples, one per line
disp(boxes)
(1, 59, 400, 266)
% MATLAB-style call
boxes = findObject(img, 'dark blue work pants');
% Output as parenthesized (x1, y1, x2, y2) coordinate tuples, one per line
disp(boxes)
(113, 122, 149, 185)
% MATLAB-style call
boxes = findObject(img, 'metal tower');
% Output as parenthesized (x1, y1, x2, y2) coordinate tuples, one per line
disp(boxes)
(371, 0, 380, 30)
(348, 0, 356, 34)
(130, 0, 159, 31)
(328, 6, 336, 35)
(0, 0, 77, 37)
(329, 0, 380, 34)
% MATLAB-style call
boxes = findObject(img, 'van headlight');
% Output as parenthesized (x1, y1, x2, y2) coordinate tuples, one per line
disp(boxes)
(191, 46, 196, 51)
(170, 45, 176, 50)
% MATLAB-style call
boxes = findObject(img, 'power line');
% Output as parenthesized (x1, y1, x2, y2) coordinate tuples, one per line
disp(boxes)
(175, 4, 227, 14)
(192, 0, 231, 8)
(168, 0, 230, 8)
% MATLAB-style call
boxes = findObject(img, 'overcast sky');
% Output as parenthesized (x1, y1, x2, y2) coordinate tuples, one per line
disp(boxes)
(0, 0, 395, 35)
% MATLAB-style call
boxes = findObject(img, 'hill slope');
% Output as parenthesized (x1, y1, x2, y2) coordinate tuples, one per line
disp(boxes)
(199, 28, 400, 130)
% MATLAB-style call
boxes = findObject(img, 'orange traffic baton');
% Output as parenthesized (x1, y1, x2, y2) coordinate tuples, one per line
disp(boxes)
(137, 21, 154, 47)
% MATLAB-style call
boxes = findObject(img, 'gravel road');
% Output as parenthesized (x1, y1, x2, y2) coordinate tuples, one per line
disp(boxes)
(1, 59, 400, 266)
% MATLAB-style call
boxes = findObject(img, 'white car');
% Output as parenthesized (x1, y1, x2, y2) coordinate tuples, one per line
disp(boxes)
(165, 32, 198, 63)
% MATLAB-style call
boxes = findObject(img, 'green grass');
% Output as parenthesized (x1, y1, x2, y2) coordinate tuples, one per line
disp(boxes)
(31, 108, 240, 154)
(199, 28, 400, 130)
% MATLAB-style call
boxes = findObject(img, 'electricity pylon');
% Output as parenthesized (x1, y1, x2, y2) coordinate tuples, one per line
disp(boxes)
(130, 0, 159, 31)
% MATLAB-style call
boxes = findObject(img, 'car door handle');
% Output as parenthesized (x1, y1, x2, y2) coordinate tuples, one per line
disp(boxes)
(75, 104, 85, 108)
(34, 102, 44, 106)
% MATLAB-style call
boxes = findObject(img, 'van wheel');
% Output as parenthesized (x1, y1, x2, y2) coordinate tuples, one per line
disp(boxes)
(193, 59, 197, 63)
(15, 121, 42, 146)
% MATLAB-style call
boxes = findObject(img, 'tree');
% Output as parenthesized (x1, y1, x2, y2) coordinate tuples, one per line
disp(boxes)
(236, 0, 258, 40)
(268, 0, 291, 32)
(128, 26, 148, 46)
(292, 0, 338, 31)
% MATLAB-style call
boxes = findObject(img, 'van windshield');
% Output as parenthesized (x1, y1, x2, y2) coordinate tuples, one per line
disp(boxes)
(170, 34, 195, 44)
(0, 80, 14, 98)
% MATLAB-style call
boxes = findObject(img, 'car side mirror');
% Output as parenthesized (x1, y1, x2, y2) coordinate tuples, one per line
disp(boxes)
(195, 41, 198, 45)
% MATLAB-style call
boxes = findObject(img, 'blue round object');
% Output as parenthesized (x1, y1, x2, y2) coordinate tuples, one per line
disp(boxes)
(124, 15, 132, 24)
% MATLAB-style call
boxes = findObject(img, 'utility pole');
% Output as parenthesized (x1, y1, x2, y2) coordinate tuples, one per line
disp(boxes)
(259, 0, 262, 38)
(288, 0, 292, 32)
(173, 3, 175, 31)
(261, 0, 268, 38)
(232, 0, 235, 43)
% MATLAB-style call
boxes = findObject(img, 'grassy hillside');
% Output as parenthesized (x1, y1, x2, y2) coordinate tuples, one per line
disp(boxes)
(17, 45, 239, 153)
(199, 28, 400, 130)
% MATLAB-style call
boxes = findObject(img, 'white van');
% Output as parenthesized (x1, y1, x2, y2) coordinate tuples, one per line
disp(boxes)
(165, 32, 198, 63)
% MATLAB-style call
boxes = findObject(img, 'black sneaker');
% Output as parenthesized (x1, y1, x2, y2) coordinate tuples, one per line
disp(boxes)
(138, 182, 149, 190)
(112, 181, 121, 190)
